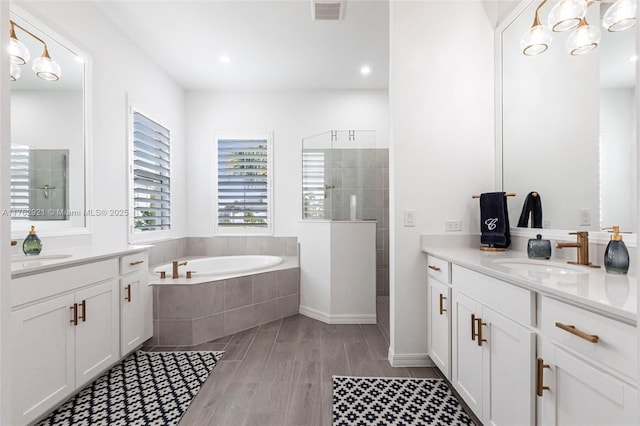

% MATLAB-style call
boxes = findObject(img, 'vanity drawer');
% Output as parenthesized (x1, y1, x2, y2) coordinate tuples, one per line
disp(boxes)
(427, 255, 450, 283)
(541, 296, 637, 381)
(451, 265, 535, 326)
(120, 252, 148, 275)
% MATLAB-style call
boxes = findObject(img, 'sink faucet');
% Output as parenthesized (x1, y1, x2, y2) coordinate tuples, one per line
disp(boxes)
(11, 240, 17, 246)
(555, 231, 600, 268)
(172, 260, 188, 278)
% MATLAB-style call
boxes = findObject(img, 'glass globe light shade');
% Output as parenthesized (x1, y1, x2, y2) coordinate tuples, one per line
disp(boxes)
(9, 34, 30, 65)
(567, 20, 601, 55)
(603, 0, 637, 32)
(10, 63, 21, 81)
(521, 25, 553, 56)
(32, 48, 62, 81)
(548, 0, 588, 32)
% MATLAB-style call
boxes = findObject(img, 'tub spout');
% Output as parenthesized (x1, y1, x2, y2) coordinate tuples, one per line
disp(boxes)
(172, 260, 188, 279)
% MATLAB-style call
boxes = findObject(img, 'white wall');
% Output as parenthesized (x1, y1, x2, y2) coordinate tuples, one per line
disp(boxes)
(388, 1, 495, 364)
(185, 89, 389, 237)
(13, 1, 187, 247)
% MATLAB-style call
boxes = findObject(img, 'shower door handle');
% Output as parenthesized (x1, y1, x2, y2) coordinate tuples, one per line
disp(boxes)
(324, 185, 335, 199)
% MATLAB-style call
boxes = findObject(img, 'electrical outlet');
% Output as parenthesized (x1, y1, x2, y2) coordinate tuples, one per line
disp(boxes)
(404, 209, 416, 227)
(445, 220, 462, 232)
(579, 208, 591, 226)
(543, 220, 551, 228)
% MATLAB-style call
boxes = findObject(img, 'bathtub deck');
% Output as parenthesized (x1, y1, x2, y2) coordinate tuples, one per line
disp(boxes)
(142, 314, 442, 426)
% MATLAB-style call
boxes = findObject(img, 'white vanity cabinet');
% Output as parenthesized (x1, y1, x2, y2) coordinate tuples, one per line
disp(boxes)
(119, 252, 151, 356)
(426, 255, 451, 378)
(450, 265, 536, 426)
(10, 249, 150, 426)
(538, 296, 638, 426)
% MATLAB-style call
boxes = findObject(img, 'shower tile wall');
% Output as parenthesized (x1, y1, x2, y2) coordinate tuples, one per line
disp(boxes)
(327, 148, 389, 296)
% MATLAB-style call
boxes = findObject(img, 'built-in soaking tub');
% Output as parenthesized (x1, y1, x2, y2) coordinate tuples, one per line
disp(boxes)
(149, 255, 299, 347)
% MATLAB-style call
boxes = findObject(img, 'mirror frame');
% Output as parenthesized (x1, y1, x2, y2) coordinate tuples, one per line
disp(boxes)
(495, 0, 638, 247)
(9, 5, 92, 240)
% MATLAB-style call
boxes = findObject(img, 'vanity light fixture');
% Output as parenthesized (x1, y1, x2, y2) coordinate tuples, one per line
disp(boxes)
(521, 0, 635, 56)
(8, 20, 62, 81)
(602, 0, 636, 32)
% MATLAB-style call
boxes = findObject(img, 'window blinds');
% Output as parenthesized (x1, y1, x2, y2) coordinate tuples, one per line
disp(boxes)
(132, 111, 170, 232)
(10, 145, 30, 217)
(217, 138, 269, 228)
(302, 151, 326, 218)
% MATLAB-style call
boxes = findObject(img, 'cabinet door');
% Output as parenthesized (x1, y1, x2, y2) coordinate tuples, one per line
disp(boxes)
(75, 279, 120, 388)
(540, 341, 638, 426)
(482, 306, 535, 426)
(427, 278, 450, 378)
(12, 294, 76, 425)
(451, 289, 484, 416)
(120, 272, 145, 356)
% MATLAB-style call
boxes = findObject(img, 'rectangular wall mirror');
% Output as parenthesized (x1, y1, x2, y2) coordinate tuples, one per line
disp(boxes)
(9, 8, 88, 235)
(497, 0, 637, 235)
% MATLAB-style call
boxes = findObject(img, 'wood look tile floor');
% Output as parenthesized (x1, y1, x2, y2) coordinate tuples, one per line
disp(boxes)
(144, 314, 442, 426)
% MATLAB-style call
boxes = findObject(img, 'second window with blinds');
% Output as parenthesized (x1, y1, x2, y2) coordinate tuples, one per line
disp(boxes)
(214, 133, 273, 235)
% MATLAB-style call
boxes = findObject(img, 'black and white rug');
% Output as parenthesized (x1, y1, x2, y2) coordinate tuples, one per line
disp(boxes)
(333, 376, 474, 426)
(37, 350, 224, 426)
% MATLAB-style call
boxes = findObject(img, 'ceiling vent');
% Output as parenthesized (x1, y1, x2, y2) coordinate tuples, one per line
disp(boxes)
(312, 0, 345, 20)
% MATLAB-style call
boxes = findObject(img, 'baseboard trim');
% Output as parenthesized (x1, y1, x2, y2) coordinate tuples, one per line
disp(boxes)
(299, 305, 376, 324)
(387, 348, 434, 367)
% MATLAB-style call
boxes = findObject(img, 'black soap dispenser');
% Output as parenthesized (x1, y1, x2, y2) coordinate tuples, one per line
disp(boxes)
(603, 226, 629, 275)
(23, 225, 42, 255)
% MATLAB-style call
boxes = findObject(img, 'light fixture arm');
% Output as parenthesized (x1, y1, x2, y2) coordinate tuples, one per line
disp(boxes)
(532, 0, 549, 27)
(10, 20, 49, 51)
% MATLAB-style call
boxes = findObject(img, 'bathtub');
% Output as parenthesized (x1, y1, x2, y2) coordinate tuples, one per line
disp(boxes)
(152, 255, 283, 279)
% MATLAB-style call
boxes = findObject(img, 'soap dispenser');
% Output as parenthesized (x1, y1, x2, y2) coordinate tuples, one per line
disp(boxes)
(603, 226, 629, 275)
(22, 225, 42, 256)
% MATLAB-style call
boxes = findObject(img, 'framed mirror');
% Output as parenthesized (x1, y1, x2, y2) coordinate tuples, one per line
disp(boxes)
(9, 7, 89, 236)
(497, 0, 637, 240)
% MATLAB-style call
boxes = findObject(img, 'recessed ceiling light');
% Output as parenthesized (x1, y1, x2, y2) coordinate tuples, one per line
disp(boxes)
(220, 55, 231, 64)
(360, 65, 371, 75)
(629, 55, 638, 62)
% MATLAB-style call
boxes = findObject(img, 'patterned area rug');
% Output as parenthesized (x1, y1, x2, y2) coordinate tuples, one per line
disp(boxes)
(37, 350, 224, 426)
(333, 376, 474, 426)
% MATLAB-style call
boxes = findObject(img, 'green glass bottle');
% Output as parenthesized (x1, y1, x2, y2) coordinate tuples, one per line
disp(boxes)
(23, 225, 42, 256)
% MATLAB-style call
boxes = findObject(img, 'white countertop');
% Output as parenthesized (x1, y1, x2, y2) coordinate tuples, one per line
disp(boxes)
(422, 245, 637, 324)
(11, 245, 150, 278)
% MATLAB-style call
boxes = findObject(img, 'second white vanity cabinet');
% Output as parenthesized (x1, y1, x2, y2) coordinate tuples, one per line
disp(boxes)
(451, 265, 536, 426)
(119, 251, 152, 356)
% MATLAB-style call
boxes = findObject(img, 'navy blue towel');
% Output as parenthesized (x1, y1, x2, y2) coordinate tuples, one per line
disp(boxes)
(480, 192, 511, 248)
(517, 192, 543, 228)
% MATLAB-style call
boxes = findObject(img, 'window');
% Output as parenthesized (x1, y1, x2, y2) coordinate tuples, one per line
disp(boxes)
(130, 110, 171, 238)
(215, 133, 272, 234)
(10, 144, 30, 218)
(302, 150, 326, 218)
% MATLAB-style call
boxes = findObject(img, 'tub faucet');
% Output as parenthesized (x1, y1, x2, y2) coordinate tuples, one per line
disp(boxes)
(172, 260, 188, 278)
(555, 231, 600, 268)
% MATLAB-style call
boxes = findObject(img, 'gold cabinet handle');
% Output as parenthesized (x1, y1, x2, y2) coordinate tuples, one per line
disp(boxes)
(129, 260, 144, 266)
(428, 265, 441, 272)
(70, 303, 78, 326)
(471, 313, 477, 341)
(439, 293, 446, 315)
(79, 299, 86, 322)
(555, 322, 599, 343)
(537, 358, 550, 396)
(476, 317, 487, 347)
(125, 284, 132, 302)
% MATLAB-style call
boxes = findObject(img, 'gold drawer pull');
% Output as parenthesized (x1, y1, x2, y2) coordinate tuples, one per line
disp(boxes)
(129, 260, 144, 266)
(439, 293, 446, 315)
(70, 303, 78, 326)
(79, 299, 86, 322)
(428, 265, 441, 272)
(536, 358, 550, 396)
(555, 322, 599, 343)
(476, 316, 487, 347)
(125, 284, 132, 302)
(471, 313, 477, 341)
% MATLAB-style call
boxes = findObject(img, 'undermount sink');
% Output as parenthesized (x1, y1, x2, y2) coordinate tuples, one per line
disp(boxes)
(493, 258, 588, 276)
(11, 254, 72, 263)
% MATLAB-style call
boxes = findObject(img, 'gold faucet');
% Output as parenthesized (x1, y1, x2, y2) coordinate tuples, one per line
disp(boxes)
(555, 231, 600, 268)
(172, 260, 188, 278)
(11, 240, 17, 246)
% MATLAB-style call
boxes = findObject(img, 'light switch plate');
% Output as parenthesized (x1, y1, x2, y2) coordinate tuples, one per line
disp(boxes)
(404, 209, 416, 227)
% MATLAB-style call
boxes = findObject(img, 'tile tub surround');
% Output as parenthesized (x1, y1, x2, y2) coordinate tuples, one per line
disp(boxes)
(152, 267, 300, 346)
